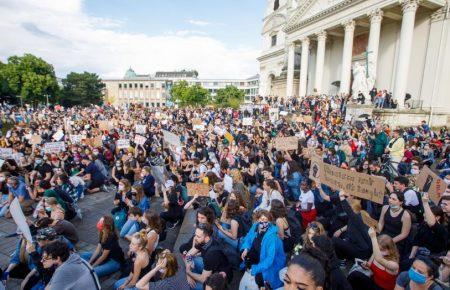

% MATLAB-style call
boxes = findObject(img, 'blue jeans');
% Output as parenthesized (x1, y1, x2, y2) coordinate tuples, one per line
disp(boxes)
(217, 222, 239, 249)
(120, 220, 139, 238)
(0, 195, 9, 217)
(80, 252, 121, 278)
(114, 277, 138, 290)
(192, 257, 204, 290)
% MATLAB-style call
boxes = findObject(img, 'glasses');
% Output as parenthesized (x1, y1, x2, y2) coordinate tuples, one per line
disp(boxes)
(41, 255, 52, 261)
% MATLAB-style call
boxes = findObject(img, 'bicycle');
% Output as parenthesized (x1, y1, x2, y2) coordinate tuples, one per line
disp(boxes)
(380, 154, 399, 182)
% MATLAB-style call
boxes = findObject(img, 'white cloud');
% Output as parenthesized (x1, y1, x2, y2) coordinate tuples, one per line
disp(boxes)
(187, 19, 211, 26)
(0, 0, 259, 79)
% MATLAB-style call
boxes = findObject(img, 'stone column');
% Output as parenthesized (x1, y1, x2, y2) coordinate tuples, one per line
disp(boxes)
(314, 31, 327, 95)
(393, 0, 419, 109)
(299, 37, 310, 98)
(286, 43, 296, 98)
(340, 20, 355, 95)
(367, 9, 383, 96)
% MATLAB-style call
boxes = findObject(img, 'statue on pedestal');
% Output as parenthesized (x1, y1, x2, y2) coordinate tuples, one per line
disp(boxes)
(352, 62, 370, 104)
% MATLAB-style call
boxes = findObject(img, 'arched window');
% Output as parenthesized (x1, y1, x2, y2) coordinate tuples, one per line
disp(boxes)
(274, 0, 280, 11)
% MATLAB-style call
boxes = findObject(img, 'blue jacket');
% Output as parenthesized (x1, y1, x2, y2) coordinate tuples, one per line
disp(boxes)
(240, 223, 286, 289)
(142, 174, 155, 197)
(287, 172, 302, 199)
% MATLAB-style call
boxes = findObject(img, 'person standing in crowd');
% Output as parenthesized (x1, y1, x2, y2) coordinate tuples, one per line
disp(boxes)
(386, 129, 405, 170)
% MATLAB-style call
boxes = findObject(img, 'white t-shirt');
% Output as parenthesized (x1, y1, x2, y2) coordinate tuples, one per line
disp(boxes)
(299, 190, 315, 210)
(223, 174, 233, 193)
(404, 189, 419, 206)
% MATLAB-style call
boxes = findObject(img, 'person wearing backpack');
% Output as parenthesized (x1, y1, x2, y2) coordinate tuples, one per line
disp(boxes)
(240, 210, 286, 290)
(270, 200, 301, 253)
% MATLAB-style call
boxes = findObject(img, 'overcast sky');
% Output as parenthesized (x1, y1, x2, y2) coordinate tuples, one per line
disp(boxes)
(0, 0, 265, 79)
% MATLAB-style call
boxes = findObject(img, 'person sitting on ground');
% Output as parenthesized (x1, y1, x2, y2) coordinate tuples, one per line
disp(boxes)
(140, 166, 155, 198)
(395, 256, 443, 290)
(80, 156, 106, 194)
(240, 210, 286, 290)
(43, 240, 99, 290)
(160, 176, 184, 229)
(283, 253, 326, 290)
(204, 272, 228, 290)
(179, 206, 217, 254)
(135, 249, 190, 290)
(215, 199, 241, 249)
(114, 231, 152, 290)
(302, 221, 327, 249)
(80, 216, 125, 278)
(141, 210, 162, 259)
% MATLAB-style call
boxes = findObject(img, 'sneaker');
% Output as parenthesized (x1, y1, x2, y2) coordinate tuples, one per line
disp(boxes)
(101, 185, 108, 192)
(167, 220, 180, 229)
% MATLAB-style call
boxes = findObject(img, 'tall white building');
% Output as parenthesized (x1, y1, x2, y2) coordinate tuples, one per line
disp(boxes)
(258, 0, 450, 113)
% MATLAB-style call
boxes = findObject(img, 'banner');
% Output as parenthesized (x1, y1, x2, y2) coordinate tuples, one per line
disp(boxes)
(309, 154, 385, 204)
(274, 136, 298, 151)
(43, 142, 65, 154)
(162, 130, 181, 148)
(53, 130, 64, 141)
(70, 134, 85, 144)
(242, 117, 253, 126)
(10, 198, 33, 243)
(134, 134, 147, 146)
(416, 166, 446, 204)
(117, 139, 130, 149)
(135, 124, 147, 134)
(186, 182, 210, 197)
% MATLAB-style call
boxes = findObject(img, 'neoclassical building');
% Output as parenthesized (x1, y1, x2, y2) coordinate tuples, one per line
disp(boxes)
(258, 0, 449, 112)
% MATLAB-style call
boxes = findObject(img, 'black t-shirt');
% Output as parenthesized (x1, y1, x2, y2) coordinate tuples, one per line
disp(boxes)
(101, 235, 125, 264)
(36, 163, 53, 178)
(200, 241, 232, 280)
(53, 219, 79, 245)
(414, 222, 448, 254)
(85, 162, 104, 182)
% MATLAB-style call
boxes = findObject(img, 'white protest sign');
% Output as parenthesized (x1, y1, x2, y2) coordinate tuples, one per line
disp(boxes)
(269, 108, 279, 122)
(0, 159, 4, 168)
(243, 117, 253, 126)
(44, 142, 66, 153)
(10, 198, 33, 243)
(279, 111, 288, 116)
(70, 135, 85, 144)
(135, 124, 147, 135)
(117, 139, 131, 149)
(193, 124, 205, 131)
(162, 130, 181, 148)
(134, 135, 147, 146)
(53, 130, 64, 141)
(0, 148, 13, 159)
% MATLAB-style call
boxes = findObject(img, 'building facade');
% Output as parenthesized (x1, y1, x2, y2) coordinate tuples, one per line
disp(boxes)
(258, 0, 450, 113)
(103, 69, 259, 106)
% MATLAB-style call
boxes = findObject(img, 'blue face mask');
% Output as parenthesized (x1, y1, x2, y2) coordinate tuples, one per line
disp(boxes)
(408, 267, 426, 285)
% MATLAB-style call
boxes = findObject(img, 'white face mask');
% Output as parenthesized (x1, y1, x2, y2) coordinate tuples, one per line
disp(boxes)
(411, 169, 420, 175)
(445, 179, 450, 185)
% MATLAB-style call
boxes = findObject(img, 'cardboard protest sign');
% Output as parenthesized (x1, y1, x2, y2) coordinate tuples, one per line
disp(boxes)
(192, 118, 202, 125)
(134, 134, 147, 146)
(30, 135, 42, 145)
(117, 139, 131, 149)
(309, 155, 385, 204)
(162, 130, 181, 148)
(91, 136, 103, 148)
(44, 142, 66, 153)
(361, 210, 378, 228)
(416, 166, 446, 204)
(274, 136, 298, 151)
(224, 132, 234, 143)
(10, 198, 33, 243)
(135, 124, 147, 135)
(53, 130, 64, 141)
(186, 182, 210, 197)
(242, 117, 253, 126)
(302, 115, 313, 124)
(98, 120, 113, 131)
(120, 120, 131, 126)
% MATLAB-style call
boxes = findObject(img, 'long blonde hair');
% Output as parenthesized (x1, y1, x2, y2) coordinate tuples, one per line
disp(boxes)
(377, 234, 400, 263)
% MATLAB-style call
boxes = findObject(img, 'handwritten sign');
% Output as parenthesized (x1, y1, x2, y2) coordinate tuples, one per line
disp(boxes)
(186, 183, 210, 197)
(134, 134, 147, 146)
(361, 210, 378, 228)
(309, 154, 385, 204)
(416, 166, 446, 204)
(44, 142, 66, 154)
(135, 124, 147, 135)
(30, 135, 42, 145)
(10, 198, 33, 243)
(243, 117, 253, 126)
(162, 130, 181, 148)
(53, 130, 64, 141)
(117, 139, 130, 149)
(192, 118, 202, 125)
(70, 134, 85, 144)
(274, 136, 298, 151)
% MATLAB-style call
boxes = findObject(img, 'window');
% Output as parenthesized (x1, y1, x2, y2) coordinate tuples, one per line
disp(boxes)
(135, 83, 138, 88)
(213, 82, 219, 86)
(129, 83, 133, 88)
(145, 102, 149, 107)
(271, 34, 277, 47)
(156, 103, 160, 107)
(145, 85, 149, 89)
(150, 84, 154, 89)
(140, 83, 143, 89)
(124, 84, 127, 89)
(161, 83, 165, 88)
(118, 83, 122, 89)
(151, 102, 155, 107)
(274, 0, 279, 11)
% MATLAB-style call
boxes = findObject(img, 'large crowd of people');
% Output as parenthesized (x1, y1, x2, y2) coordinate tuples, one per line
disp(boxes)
(0, 95, 448, 290)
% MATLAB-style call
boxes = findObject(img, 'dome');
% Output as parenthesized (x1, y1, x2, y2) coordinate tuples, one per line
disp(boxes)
(124, 67, 137, 79)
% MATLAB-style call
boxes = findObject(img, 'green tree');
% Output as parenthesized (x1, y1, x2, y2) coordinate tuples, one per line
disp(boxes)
(0, 54, 58, 105)
(60, 72, 105, 107)
(171, 80, 210, 107)
(215, 85, 245, 108)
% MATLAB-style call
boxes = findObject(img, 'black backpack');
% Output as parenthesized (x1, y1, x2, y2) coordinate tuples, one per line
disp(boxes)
(286, 209, 302, 247)
(235, 211, 252, 238)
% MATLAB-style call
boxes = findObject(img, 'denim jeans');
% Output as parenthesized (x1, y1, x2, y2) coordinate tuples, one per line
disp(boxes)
(217, 222, 239, 249)
(114, 277, 138, 290)
(120, 220, 139, 238)
(192, 257, 205, 290)
(80, 251, 121, 278)
(0, 195, 9, 217)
